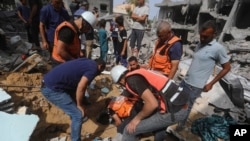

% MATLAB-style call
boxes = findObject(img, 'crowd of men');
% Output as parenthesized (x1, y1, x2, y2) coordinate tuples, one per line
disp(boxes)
(17, 0, 232, 141)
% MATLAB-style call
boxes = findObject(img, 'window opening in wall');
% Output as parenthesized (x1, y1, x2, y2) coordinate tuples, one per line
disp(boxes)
(100, 4, 107, 12)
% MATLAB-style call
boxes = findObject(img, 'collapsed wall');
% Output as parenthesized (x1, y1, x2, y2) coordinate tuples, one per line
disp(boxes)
(155, 0, 250, 102)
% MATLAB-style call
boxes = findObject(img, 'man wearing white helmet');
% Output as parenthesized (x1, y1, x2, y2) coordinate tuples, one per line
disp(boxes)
(51, 11, 97, 67)
(110, 65, 189, 141)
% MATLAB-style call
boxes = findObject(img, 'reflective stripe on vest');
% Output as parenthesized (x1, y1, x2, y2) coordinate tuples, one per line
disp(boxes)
(52, 21, 80, 63)
(149, 36, 181, 75)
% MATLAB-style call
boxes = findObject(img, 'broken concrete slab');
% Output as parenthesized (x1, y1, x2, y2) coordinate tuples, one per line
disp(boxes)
(0, 88, 14, 113)
(12, 53, 44, 73)
(48, 136, 67, 141)
(0, 111, 39, 141)
(0, 87, 11, 103)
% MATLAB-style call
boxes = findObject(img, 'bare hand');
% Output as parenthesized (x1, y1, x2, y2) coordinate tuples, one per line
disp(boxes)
(42, 41, 49, 50)
(77, 105, 85, 117)
(121, 51, 125, 56)
(126, 118, 140, 134)
(203, 83, 213, 92)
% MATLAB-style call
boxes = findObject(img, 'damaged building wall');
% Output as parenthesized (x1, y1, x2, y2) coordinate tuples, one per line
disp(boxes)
(218, 0, 250, 83)
(155, 0, 202, 44)
(155, 0, 236, 44)
(155, 0, 250, 102)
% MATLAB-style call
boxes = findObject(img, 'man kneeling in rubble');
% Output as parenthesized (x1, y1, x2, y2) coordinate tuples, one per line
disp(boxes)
(96, 89, 143, 141)
(110, 65, 190, 141)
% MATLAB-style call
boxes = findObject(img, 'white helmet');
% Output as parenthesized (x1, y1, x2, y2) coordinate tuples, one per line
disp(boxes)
(81, 11, 97, 28)
(110, 65, 128, 83)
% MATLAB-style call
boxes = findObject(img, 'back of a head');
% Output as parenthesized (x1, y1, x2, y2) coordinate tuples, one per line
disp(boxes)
(81, 11, 97, 29)
(96, 109, 110, 125)
(99, 19, 106, 28)
(115, 15, 124, 26)
(95, 58, 106, 71)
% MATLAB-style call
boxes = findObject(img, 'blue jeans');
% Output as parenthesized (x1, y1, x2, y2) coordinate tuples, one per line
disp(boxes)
(116, 55, 127, 67)
(178, 80, 203, 126)
(41, 87, 83, 141)
(122, 109, 188, 141)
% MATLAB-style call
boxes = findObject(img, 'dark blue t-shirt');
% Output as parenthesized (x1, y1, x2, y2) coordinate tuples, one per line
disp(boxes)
(17, 5, 30, 21)
(40, 3, 70, 43)
(169, 41, 182, 60)
(44, 58, 98, 92)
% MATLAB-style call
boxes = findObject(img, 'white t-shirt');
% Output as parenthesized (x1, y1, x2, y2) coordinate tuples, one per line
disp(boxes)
(132, 5, 149, 30)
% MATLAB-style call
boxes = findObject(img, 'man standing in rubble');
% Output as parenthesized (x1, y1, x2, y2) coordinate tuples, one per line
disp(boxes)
(28, 0, 42, 49)
(177, 20, 231, 130)
(148, 21, 183, 79)
(41, 58, 106, 141)
(74, 0, 96, 59)
(130, 0, 149, 58)
(39, 0, 70, 57)
(73, 0, 90, 58)
(51, 11, 97, 67)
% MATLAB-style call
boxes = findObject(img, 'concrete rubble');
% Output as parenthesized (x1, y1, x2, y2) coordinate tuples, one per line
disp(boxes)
(152, 0, 250, 140)
(0, 0, 250, 140)
(0, 88, 13, 113)
(151, 0, 250, 99)
(0, 33, 49, 72)
(0, 88, 39, 141)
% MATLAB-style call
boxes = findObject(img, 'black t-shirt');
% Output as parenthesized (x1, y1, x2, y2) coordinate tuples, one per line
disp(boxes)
(116, 29, 127, 54)
(85, 28, 94, 40)
(126, 74, 150, 97)
(28, 0, 42, 22)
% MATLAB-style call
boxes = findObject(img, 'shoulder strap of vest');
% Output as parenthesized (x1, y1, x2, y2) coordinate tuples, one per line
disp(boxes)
(160, 36, 181, 55)
(57, 21, 78, 34)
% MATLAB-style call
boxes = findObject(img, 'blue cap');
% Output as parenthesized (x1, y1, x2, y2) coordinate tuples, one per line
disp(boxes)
(74, 9, 85, 16)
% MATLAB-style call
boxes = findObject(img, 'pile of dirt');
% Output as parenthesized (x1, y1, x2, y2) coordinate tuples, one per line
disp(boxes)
(0, 72, 119, 141)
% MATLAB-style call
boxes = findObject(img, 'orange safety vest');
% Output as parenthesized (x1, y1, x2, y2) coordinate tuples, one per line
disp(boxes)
(125, 68, 170, 113)
(108, 95, 135, 118)
(148, 36, 181, 75)
(52, 21, 80, 63)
